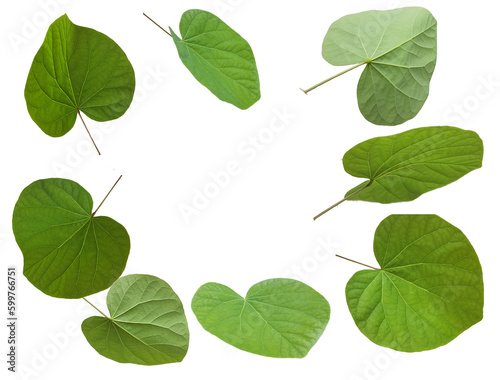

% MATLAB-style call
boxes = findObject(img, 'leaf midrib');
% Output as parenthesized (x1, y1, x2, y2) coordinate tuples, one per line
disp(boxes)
(112, 297, 181, 319)
(33, 220, 93, 292)
(383, 271, 477, 325)
(181, 40, 258, 95)
(369, 17, 436, 61)
(49, 18, 127, 114)
(201, 293, 312, 356)
(60, 19, 78, 107)
(241, 299, 304, 357)
(111, 320, 183, 362)
(371, 130, 466, 178)
(24, 217, 91, 269)
(382, 273, 450, 342)
(247, 298, 327, 323)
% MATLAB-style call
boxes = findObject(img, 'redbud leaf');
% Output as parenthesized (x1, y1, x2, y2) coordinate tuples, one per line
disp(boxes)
(346, 214, 483, 352)
(192, 278, 330, 358)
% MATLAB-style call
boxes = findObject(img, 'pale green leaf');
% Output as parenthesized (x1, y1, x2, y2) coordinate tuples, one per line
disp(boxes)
(25, 14, 135, 137)
(12, 178, 130, 299)
(346, 214, 483, 352)
(321, 7, 437, 125)
(82, 274, 189, 365)
(170, 9, 260, 109)
(191, 278, 330, 358)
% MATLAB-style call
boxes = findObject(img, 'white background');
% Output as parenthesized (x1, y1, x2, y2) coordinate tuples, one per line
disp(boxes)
(1, 0, 498, 379)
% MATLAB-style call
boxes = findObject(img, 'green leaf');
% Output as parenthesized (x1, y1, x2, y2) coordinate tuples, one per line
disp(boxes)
(344, 126, 483, 202)
(169, 9, 260, 109)
(25, 14, 135, 137)
(82, 274, 189, 365)
(346, 214, 483, 352)
(191, 278, 330, 358)
(12, 178, 130, 299)
(318, 7, 437, 125)
(314, 127, 483, 219)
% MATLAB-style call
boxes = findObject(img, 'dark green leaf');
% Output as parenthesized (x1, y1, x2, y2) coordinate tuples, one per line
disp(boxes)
(343, 126, 483, 203)
(25, 14, 135, 137)
(12, 178, 130, 298)
(346, 214, 483, 352)
(315, 127, 483, 219)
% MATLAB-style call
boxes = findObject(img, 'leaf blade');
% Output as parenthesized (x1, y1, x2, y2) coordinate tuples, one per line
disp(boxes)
(170, 9, 260, 109)
(82, 274, 189, 365)
(192, 279, 330, 358)
(12, 178, 130, 299)
(24, 14, 135, 137)
(342, 126, 483, 204)
(321, 7, 437, 125)
(346, 214, 483, 352)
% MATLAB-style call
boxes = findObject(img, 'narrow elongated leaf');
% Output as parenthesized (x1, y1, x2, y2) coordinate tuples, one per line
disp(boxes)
(343, 126, 483, 203)
(346, 215, 483, 352)
(192, 278, 330, 358)
(12, 178, 130, 299)
(82, 274, 189, 365)
(169, 9, 260, 109)
(321, 7, 437, 125)
(25, 14, 135, 137)
(315, 127, 483, 219)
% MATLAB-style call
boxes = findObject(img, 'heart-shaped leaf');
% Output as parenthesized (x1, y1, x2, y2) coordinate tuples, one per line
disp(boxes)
(12, 178, 130, 299)
(191, 278, 330, 358)
(82, 274, 189, 365)
(168, 9, 260, 109)
(314, 126, 483, 219)
(346, 214, 483, 352)
(305, 7, 437, 126)
(25, 14, 135, 137)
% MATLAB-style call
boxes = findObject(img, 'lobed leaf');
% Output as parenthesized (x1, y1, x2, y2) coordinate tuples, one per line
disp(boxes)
(346, 214, 483, 352)
(322, 7, 437, 125)
(170, 9, 260, 109)
(82, 274, 189, 365)
(342, 126, 483, 204)
(191, 278, 330, 358)
(25, 14, 135, 137)
(12, 178, 130, 299)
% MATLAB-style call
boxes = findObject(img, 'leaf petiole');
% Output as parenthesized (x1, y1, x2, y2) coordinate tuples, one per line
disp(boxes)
(92, 175, 123, 217)
(301, 62, 365, 94)
(83, 297, 110, 319)
(335, 255, 379, 270)
(314, 182, 370, 220)
(143, 13, 172, 37)
(77, 110, 101, 155)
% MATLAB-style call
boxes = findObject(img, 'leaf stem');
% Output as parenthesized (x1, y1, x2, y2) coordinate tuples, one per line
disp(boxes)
(83, 297, 110, 319)
(77, 110, 101, 156)
(336, 255, 380, 270)
(143, 13, 172, 37)
(92, 175, 123, 217)
(313, 182, 370, 221)
(300, 62, 365, 94)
